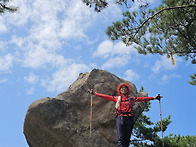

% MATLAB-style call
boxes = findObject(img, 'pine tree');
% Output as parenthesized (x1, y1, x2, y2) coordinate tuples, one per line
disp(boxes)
(105, 0, 196, 85)
(130, 87, 196, 147)
(82, 0, 148, 12)
(0, 0, 17, 14)
(131, 101, 172, 146)
(131, 100, 196, 147)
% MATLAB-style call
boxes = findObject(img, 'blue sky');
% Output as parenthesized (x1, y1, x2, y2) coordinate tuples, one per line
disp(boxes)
(0, 0, 195, 146)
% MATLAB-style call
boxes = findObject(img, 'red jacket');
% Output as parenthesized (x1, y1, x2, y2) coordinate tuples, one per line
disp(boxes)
(95, 93, 154, 116)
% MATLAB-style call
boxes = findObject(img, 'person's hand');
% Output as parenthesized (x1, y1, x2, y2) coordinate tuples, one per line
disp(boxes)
(154, 94, 163, 100)
(88, 89, 95, 95)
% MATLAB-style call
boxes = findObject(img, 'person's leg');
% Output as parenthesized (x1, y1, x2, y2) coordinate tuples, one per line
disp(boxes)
(123, 117, 134, 147)
(116, 116, 125, 147)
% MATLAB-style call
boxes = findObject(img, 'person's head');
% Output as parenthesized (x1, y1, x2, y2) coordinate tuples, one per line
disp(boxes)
(117, 82, 131, 96)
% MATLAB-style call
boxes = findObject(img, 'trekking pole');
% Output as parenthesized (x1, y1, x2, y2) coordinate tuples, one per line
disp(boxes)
(90, 94, 93, 137)
(157, 94, 164, 146)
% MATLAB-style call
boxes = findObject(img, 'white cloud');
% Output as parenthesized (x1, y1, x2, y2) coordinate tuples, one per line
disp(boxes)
(152, 60, 162, 73)
(59, 1, 95, 40)
(24, 73, 38, 84)
(11, 36, 25, 47)
(129, 0, 155, 11)
(4, 0, 123, 72)
(26, 87, 35, 95)
(41, 63, 90, 92)
(102, 55, 130, 69)
(0, 17, 7, 33)
(7, 0, 100, 71)
(160, 73, 181, 84)
(0, 41, 7, 52)
(1, 0, 124, 93)
(93, 40, 113, 58)
(89, 63, 97, 69)
(0, 54, 13, 72)
(94, 40, 139, 69)
(7, 0, 32, 26)
(113, 41, 138, 55)
(94, 40, 138, 58)
(0, 78, 8, 83)
(152, 55, 182, 73)
(124, 69, 140, 81)
(22, 45, 71, 69)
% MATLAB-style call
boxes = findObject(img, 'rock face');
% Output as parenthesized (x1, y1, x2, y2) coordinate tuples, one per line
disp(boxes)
(24, 69, 148, 147)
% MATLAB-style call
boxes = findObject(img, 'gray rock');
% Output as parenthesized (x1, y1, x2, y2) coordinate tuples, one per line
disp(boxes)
(24, 69, 148, 147)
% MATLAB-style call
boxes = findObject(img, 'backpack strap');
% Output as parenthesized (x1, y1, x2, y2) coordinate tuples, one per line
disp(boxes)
(128, 97, 135, 107)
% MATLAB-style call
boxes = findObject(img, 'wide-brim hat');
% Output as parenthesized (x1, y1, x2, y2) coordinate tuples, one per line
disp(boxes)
(117, 82, 131, 95)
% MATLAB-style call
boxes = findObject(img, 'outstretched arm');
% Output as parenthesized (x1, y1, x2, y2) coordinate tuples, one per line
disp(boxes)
(88, 89, 116, 102)
(134, 94, 162, 102)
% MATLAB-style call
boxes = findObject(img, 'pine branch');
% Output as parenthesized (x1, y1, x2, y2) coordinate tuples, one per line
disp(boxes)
(0, 2, 17, 13)
(128, 4, 196, 43)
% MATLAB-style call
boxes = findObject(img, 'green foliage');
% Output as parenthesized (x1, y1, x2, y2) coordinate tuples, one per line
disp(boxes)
(106, 0, 196, 56)
(82, 0, 149, 12)
(188, 73, 196, 85)
(163, 134, 196, 147)
(0, 0, 17, 13)
(105, 0, 196, 85)
(131, 87, 196, 146)
(82, 0, 108, 12)
(131, 102, 172, 146)
(131, 102, 196, 147)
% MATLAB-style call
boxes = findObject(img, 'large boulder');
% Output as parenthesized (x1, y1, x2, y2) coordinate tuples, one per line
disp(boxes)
(23, 69, 148, 147)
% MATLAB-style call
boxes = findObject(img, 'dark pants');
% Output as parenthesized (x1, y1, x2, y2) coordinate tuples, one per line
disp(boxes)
(116, 116, 134, 147)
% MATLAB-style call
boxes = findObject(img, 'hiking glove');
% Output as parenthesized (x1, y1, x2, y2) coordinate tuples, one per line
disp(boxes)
(155, 94, 162, 100)
(88, 89, 95, 95)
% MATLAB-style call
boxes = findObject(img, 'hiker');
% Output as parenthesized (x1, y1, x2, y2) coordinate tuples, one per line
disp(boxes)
(88, 82, 162, 147)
